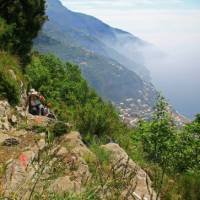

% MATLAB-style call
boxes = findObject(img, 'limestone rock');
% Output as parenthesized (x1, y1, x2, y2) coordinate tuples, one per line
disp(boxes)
(37, 138, 46, 151)
(16, 106, 26, 118)
(62, 131, 94, 158)
(0, 133, 10, 144)
(49, 176, 82, 195)
(3, 150, 37, 197)
(0, 100, 12, 131)
(102, 143, 157, 200)
(0, 101, 10, 117)
(48, 132, 92, 195)
(56, 146, 68, 157)
(11, 129, 27, 137)
(10, 115, 17, 124)
(2, 122, 10, 131)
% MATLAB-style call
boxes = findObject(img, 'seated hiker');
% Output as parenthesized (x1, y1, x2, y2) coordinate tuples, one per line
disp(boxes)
(26, 89, 45, 116)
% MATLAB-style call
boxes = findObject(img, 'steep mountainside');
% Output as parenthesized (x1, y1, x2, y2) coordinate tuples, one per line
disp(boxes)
(34, 0, 157, 112)
(0, 100, 157, 199)
(43, 0, 149, 80)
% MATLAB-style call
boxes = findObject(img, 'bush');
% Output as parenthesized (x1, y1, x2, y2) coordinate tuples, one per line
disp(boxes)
(0, 0, 46, 65)
(26, 54, 126, 138)
(52, 122, 68, 137)
(177, 172, 200, 200)
(0, 52, 24, 105)
(0, 17, 15, 52)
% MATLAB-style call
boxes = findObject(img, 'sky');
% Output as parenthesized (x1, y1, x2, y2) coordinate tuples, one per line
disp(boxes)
(60, 0, 200, 118)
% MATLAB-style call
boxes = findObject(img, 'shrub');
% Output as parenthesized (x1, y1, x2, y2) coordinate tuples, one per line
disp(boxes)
(0, 0, 46, 65)
(26, 54, 126, 138)
(52, 121, 68, 137)
(0, 52, 23, 105)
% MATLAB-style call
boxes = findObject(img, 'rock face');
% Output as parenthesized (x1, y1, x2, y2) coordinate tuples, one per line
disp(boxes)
(1, 131, 92, 198)
(0, 100, 157, 199)
(102, 143, 157, 200)
(4, 150, 37, 198)
(1, 126, 158, 200)
(0, 101, 12, 131)
(49, 132, 93, 195)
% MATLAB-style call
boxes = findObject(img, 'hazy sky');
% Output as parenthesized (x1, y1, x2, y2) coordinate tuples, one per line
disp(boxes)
(60, 0, 200, 48)
(60, 0, 200, 118)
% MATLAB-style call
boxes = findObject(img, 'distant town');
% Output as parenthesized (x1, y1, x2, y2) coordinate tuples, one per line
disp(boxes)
(116, 97, 189, 127)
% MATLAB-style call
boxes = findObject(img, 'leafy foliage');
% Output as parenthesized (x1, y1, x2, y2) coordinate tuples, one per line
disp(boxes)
(0, 0, 46, 65)
(136, 96, 200, 200)
(26, 53, 125, 137)
(0, 51, 24, 105)
(52, 122, 68, 137)
(139, 95, 176, 170)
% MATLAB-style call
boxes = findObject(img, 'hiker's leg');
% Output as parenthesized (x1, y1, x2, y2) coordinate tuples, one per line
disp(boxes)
(30, 107, 38, 115)
(38, 104, 44, 115)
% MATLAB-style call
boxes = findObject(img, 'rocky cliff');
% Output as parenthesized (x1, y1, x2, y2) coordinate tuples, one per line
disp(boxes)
(0, 100, 157, 199)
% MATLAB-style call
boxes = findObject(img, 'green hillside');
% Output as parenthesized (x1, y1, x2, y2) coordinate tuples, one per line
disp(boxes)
(34, 0, 156, 108)
(0, 1, 200, 199)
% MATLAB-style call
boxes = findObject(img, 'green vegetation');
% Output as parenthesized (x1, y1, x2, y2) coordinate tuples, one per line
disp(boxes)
(0, 0, 200, 199)
(135, 96, 200, 200)
(0, 51, 24, 105)
(48, 190, 101, 200)
(52, 121, 68, 137)
(0, 0, 46, 65)
(26, 53, 127, 138)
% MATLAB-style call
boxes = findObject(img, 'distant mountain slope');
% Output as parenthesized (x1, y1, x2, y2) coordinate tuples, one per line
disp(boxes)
(34, 0, 157, 107)
(43, 0, 151, 80)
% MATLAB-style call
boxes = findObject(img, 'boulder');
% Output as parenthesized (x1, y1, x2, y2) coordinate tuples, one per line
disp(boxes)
(26, 114, 53, 127)
(61, 131, 94, 159)
(3, 150, 37, 197)
(48, 132, 93, 195)
(102, 143, 157, 200)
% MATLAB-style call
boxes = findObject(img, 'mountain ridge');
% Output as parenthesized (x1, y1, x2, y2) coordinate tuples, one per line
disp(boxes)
(47, 0, 151, 80)
(34, 0, 157, 114)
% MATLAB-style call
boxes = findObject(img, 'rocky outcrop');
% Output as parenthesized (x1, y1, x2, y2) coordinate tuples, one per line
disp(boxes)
(49, 132, 93, 195)
(0, 101, 12, 131)
(1, 131, 92, 198)
(0, 100, 157, 199)
(102, 143, 157, 200)
(2, 133, 46, 199)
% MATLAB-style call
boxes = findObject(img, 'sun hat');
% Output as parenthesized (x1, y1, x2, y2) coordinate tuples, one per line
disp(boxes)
(29, 88, 38, 95)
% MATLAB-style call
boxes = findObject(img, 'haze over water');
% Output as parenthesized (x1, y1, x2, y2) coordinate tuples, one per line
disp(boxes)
(61, 0, 200, 118)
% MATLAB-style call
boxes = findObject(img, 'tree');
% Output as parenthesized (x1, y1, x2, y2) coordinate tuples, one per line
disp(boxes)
(0, 0, 46, 66)
(182, 114, 200, 170)
(26, 54, 124, 138)
(139, 95, 176, 199)
(141, 95, 175, 167)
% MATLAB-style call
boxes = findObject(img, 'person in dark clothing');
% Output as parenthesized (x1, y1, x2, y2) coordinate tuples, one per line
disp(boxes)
(26, 89, 44, 115)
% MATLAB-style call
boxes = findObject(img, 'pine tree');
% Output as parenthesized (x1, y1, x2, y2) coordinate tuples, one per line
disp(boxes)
(0, 0, 46, 66)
